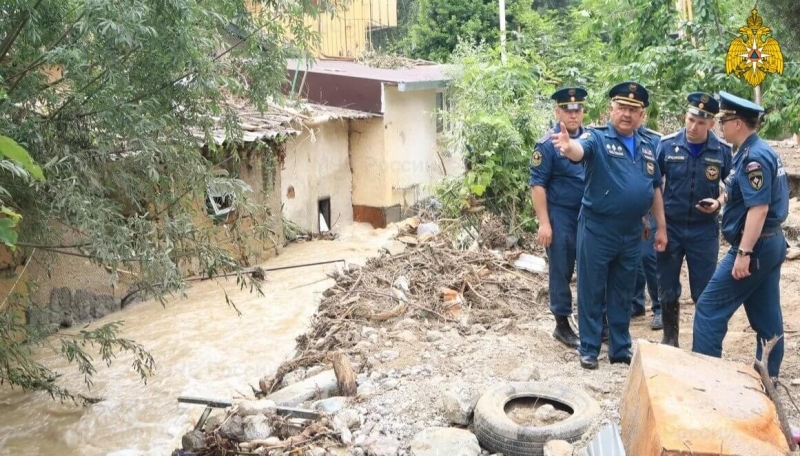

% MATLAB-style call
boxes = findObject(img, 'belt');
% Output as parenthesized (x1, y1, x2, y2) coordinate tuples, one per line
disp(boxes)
(734, 229, 783, 245)
(758, 230, 783, 239)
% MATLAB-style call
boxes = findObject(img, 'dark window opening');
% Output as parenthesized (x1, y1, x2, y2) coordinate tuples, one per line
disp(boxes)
(318, 197, 331, 232)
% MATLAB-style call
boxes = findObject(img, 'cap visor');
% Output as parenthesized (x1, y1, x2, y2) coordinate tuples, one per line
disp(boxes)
(612, 97, 644, 107)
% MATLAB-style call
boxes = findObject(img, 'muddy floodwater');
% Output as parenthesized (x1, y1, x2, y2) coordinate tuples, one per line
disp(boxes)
(0, 225, 394, 456)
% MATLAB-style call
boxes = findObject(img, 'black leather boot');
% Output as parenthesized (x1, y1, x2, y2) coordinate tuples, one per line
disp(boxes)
(553, 315, 579, 349)
(660, 300, 680, 347)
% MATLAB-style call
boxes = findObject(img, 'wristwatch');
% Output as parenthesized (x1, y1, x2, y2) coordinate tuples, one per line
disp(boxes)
(737, 249, 752, 257)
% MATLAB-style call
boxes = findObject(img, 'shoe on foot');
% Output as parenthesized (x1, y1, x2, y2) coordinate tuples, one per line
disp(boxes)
(650, 313, 663, 330)
(553, 315, 580, 349)
(609, 355, 632, 365)
(580, 355, 598, 370)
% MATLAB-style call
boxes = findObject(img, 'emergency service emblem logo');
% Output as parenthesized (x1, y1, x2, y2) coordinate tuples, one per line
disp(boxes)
(646, 161, 655, 175)
(531, 151, 542, 167)
(725, 9, 784, 86)
(706, 165, 719, 180)
(748, 170, 764, 189)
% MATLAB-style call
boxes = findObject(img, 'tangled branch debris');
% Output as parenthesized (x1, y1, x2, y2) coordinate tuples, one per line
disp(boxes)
(260, 215, 548, 395)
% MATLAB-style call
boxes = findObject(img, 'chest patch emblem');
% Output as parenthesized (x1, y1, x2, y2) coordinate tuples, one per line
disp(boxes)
(646, 161, 655, 175)
(706, 165, 719, 180)
(531, 151, 542, 167)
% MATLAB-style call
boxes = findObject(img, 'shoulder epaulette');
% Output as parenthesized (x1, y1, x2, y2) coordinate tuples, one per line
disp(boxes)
(535, 130, 554, 145)
(660, 131, 679, 140)
(644, 127, 663, 138)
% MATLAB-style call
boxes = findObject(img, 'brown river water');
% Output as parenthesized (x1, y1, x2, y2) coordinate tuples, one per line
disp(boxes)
(0, 225, 395, 456)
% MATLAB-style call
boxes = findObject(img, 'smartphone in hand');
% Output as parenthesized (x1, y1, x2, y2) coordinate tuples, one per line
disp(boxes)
(698, 199, 715, 208)
(749, 257, 759, 275)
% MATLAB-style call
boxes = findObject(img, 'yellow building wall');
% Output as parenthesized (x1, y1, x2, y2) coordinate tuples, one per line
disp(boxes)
(249, 0, 397, 58)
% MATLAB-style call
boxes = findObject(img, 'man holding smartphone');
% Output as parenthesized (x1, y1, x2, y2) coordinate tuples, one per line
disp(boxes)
(654, 92, 732, 347)
(692, 91, 789, 378)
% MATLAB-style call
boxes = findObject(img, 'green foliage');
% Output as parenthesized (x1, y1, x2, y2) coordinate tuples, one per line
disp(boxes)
(599, 0, 800, 137)
(407, 0, 500, 62)
(0, 0, 327, 402)
(443, 43, 552, 233)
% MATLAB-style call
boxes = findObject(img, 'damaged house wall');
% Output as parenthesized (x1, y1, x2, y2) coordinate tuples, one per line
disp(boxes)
(281, 120, 355, 233)
(0, 146, 284, 331)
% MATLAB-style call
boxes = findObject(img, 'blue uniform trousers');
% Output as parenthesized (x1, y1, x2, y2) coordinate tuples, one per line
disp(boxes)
(657, 222, 719, 304)
(633, 214, 659, 314)
(577, 213, 642, 360)
(692, 234, 787, 377)
(546, 206, 579, 317)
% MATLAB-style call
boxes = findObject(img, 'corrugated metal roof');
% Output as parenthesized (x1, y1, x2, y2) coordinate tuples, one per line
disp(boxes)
(582, 421, 626, 456)
(287, 58, 451, 84)
(197, 99, 376, 145)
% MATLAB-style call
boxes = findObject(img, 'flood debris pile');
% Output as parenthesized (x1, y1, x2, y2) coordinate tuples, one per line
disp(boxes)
(283, 216, 546, 369)
(176, 215, 555, 456)
(177, 399, 338, 456)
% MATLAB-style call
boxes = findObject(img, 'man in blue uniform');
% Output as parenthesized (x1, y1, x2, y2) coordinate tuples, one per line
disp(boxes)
(552, 81, 668, 369)
(692, 91, 789, 378)
(634, 121, 662, 330)
(530, 87, 587, 349)
(657, 92, 733, 347)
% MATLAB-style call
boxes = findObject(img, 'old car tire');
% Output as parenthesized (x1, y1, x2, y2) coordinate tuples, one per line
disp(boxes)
(473, 382, 601, 456)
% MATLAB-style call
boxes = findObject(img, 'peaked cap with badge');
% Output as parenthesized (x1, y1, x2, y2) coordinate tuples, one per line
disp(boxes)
(716, 90, 764, 123)
(608, 81, 649, 108)
(685, 92, 719, 119)
(551, 87, 588, 111)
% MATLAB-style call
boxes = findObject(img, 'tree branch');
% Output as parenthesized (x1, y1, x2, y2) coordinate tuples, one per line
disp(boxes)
(16, 241, 92, 249)
(74, 21, 273, 119)
(7, 11, 87, 94)
(754, 335, 797, 452)
(0, 0, 44, 63)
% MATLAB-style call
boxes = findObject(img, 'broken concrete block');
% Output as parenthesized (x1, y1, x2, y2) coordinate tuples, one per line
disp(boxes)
(409, 427, 481, 456)
(381, 240, 407, 256)
(442, 385, 480, 425)
(265, 370, 338, 407)
(620, 341, 790, 456)
(512, 253, 546, 273)
(543, 440, 573, 456)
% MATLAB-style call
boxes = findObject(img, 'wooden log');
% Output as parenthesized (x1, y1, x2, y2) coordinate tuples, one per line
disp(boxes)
(331, 353, 357, 396)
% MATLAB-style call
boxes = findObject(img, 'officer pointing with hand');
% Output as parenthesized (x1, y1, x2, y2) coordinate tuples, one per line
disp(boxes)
(552, 81, 667, 370)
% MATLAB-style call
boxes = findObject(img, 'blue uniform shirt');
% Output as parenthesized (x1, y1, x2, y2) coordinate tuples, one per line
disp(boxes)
(576, 123, 661, 222)
(721, 132, 789, 244)
(529, 123, 586, 211)
(657, 129, 733, 226)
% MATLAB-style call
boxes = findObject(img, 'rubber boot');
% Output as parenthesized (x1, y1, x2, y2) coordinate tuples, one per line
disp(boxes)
(660, 300, 679, 347)
(553, 315, 579, 349)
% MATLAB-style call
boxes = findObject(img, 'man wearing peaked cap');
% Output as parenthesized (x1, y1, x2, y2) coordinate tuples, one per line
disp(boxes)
(529, 87, 587, 349)
(692, 91, 789, 378)
(655, 92, 733, 349)
(550, 81, 667, 370)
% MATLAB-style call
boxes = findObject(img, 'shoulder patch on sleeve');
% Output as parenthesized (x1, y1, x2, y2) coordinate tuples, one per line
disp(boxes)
(747, 169, 764, 190)
(745, 161, 762, 172)
(579, 132, 592, 140)
(531, 150, 543, 167)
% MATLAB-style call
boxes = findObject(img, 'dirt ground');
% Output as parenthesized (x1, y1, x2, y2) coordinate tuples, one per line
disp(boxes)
(202, 141, 800, 455)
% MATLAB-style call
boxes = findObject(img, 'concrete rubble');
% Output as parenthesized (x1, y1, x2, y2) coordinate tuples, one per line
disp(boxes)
(174, 214, 800, 456)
